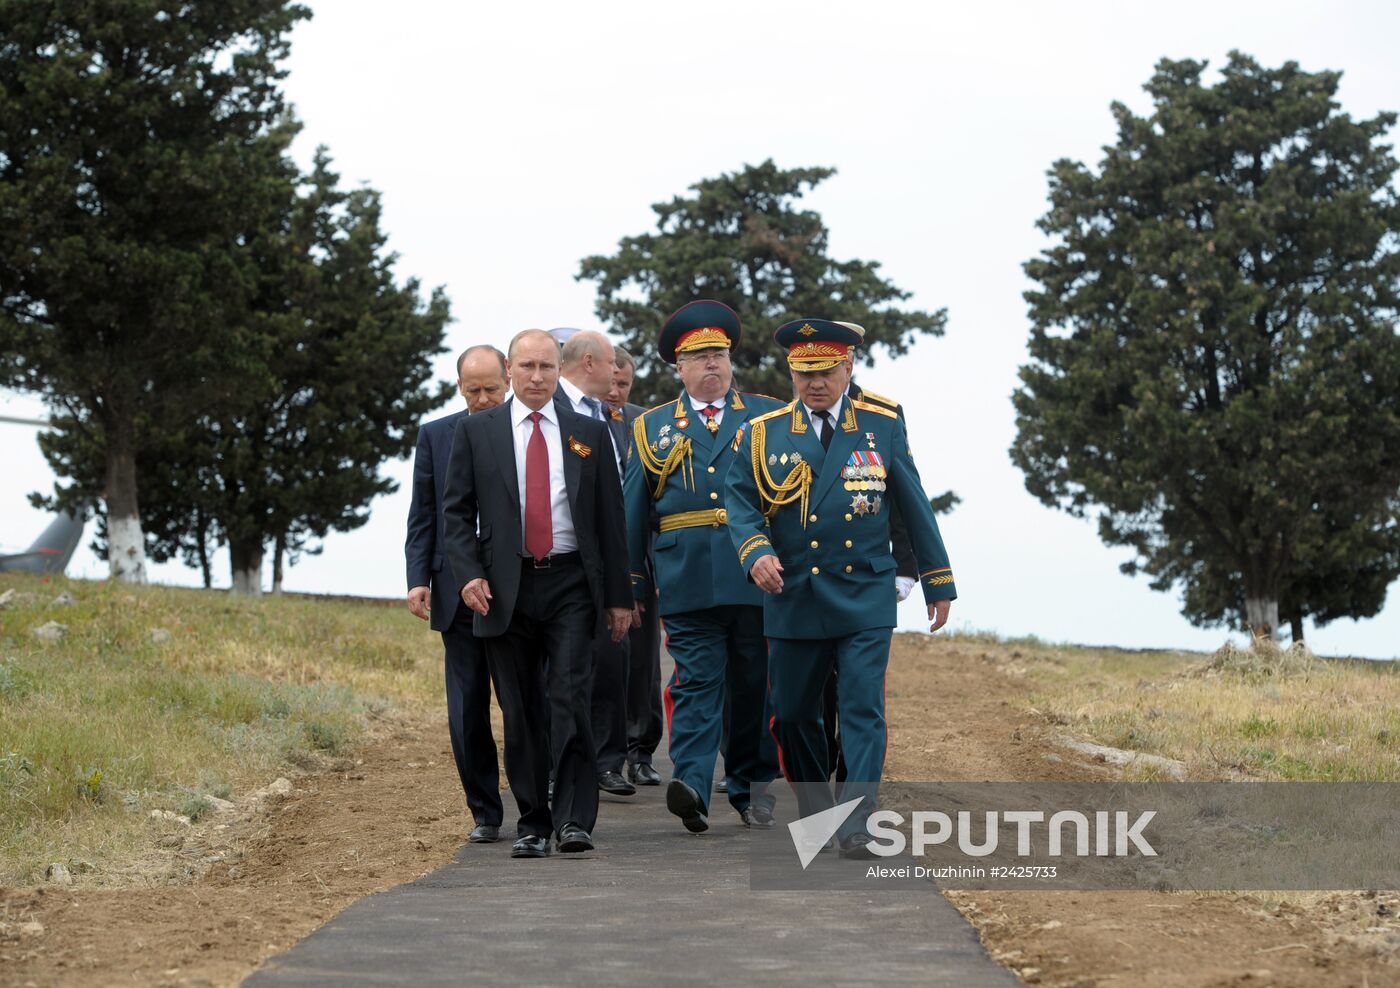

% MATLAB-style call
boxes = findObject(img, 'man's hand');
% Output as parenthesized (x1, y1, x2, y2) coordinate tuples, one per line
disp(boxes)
(928, 598, 951, 633)
(407, 585, 431, 621)
(461, 578, 492, 616)
(607, 607, 632, 642)
(750, 554, 784, 594)
(631, 602, 643, 629)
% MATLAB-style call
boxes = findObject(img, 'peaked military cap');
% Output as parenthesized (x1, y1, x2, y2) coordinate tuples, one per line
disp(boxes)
(833, 320, 866, 341)
(775, 318, 863, 371)
(548, 327, 582, 345)
(658, 300, 741, 365)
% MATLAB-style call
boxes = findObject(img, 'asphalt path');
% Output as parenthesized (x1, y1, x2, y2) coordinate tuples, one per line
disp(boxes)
(245, 660, 1021, 987)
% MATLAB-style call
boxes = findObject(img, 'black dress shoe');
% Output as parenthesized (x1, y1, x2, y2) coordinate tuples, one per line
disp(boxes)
(469, 823, 500, 843)
(740, 805, 775, 829)
(597, 770, 637, 796)
(628, 762, 662, 786)
(556, 824, 594, 853)
(839, 831, 877, 860)
(510, 835, 551, 859)
(665, 779, 709, 833)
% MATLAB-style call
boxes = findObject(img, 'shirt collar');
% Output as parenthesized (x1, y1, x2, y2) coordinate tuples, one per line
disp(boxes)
(511, 395, 558, 427)
(558, 376, 587, 406)
(803, 396, 844, 425)
(688, 392, 729, 412)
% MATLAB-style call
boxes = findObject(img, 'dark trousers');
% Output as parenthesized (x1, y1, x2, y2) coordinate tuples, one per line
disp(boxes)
(484, 558, 599, 839)
(768, 628, 892, 840)
(822, 669, 848, 785)
(662, 605, 778, 814)
(591, 625, 630, 775)
(625, 596, 663, 767)
(441, 608, 503, 827)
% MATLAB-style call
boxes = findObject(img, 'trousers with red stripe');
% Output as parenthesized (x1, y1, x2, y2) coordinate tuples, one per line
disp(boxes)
(767, 628, 891, 840)
(662, 605, 777, 815)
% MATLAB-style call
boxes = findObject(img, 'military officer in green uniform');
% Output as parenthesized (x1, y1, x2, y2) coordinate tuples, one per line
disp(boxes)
(623, 300, 783, 833)
(725, 318, 957, 858)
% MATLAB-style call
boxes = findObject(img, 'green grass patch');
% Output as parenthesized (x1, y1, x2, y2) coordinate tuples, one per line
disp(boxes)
(0, 574, 442, 884)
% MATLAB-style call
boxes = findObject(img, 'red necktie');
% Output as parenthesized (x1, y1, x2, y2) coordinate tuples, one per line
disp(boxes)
(524, 411, 553, 560)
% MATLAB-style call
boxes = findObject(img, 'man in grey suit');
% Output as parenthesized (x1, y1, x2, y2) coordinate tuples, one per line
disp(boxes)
(607, 347, 664, 786)
(443, 329, 633, 859)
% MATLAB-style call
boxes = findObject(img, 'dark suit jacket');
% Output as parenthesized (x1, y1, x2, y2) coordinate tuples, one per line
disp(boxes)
(442, 396, 631, 638)
(405, 408, 468, 632)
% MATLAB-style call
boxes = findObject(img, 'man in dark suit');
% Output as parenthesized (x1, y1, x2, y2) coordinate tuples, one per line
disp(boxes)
(405, 345, 508, 844)
(556, 330, 635, 797)
(608, 347, 664, 786)
(443, 329, 633, 859)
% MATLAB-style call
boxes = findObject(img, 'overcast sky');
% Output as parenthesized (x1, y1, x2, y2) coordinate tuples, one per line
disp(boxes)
(4, 1, 1399, 657)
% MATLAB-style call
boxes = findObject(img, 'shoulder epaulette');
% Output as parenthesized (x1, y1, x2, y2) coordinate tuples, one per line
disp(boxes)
(852, 399, 898, 420)
(750, 401, 796, 426)
(857, 388, 901, 411)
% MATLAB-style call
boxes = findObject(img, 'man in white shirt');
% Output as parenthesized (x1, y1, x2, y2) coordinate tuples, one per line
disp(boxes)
(443, 329, 632, 859)
(557, 330, 636, 797)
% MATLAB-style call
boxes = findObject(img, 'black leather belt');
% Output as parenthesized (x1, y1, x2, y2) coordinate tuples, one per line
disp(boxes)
(521, 551, 581, 569)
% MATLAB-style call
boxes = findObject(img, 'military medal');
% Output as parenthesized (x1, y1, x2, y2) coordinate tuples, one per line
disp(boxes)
(768, 453, 778, 466)
(850, 493, 871, 516)
(659, 435, 672, 450)
(866, 431, 877, 450)
(872, 494, 883, 515)
(790, 452, 802, 464)
(659, 424, 671, 436)
(780, 453, 789, 465)
(677, 418, 689, 429)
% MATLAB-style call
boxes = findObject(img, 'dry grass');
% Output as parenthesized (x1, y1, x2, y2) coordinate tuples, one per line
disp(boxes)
(0, 573, 441, 884)
(947, 630, 1400, 782)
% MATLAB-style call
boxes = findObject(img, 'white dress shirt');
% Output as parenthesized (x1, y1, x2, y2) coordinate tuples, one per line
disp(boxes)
(559, 375, 623, 478)
(510, 397, 578, 554)
(803, 398, 844, 445)
(688, 392, 727, 428)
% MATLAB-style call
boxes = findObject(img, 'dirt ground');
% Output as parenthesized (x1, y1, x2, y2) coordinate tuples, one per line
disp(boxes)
(2, 637, 1397, 987)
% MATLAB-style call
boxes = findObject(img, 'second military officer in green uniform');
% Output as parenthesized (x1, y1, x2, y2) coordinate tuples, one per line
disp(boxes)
(624, 300, 783, 833)
(725, 318, 958, 858)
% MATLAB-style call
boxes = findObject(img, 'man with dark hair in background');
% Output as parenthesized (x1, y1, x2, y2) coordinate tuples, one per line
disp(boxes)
(405, 344, 509, 844)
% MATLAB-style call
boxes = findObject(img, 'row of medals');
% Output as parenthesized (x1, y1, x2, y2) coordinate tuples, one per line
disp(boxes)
(843, 463, 887, 492)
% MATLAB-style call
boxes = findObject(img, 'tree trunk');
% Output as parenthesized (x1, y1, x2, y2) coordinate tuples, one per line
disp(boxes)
(102, 411, 147, 584)
(229, 538, 263, 597)
(195, 508, 212, 589)
(272, 533, 285, 595)
(1290, 613, 1304, 644)
(1243, 594, 1279, 641)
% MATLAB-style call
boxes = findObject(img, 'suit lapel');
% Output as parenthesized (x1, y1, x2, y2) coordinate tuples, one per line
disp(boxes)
(673, 394, 712, 459)
(557, 404, 584, 522)
(811, 395, 861, 507)
(493, 401, 521, 514)
(706, 389, 745, 465)
(784, 401, 826, 478)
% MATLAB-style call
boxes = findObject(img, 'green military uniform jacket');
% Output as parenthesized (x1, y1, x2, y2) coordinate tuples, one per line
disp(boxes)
(725, 394, 957, 639)
(624, 388, 786, 617)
